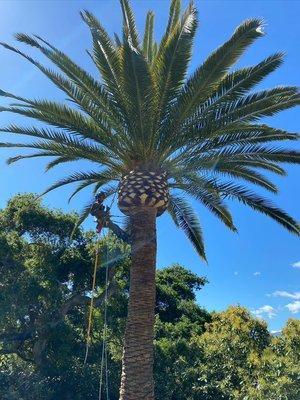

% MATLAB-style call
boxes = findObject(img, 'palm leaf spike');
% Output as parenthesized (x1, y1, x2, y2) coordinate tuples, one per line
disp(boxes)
(120, 0, 140, 48)
(143, 11, 155, 63)
(121, 30, 155, 156)
(152, 2, 198, 141)
(161, 0, 181, 47)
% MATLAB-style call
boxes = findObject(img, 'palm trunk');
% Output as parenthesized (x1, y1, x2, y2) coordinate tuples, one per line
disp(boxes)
(119, 207, 157, 400)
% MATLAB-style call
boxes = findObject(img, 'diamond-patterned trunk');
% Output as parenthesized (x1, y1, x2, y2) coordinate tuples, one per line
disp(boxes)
(118, 170, 169, 216)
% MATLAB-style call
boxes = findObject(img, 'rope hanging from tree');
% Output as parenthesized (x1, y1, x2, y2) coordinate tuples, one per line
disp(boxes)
(84, 191, 128, 399)
(84, 232, 110, 400)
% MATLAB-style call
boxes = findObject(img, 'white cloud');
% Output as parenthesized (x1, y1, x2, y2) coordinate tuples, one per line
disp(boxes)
(271, 330, 282, 335)
(272, 291, 300, 300)
(252, 305, 277, 319)
(292, 261, 300, 269)
(253, 272, 261, 276)
(286, 301, 300, 314)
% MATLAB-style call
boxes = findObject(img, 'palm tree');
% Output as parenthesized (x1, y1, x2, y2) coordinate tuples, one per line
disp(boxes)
(0, 0, 299, 398)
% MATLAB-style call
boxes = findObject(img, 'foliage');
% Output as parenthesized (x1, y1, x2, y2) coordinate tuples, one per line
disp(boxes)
(0, 194, 209, 399)
(1, 195, 299, 399)
(0, 0, 299, 260)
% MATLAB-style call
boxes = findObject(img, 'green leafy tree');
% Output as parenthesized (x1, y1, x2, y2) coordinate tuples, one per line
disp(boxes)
(1, 0, 299, 397)
(193, 306, 271, 399)
(248, 319, 300, 400)
(0, 194, 209, 400)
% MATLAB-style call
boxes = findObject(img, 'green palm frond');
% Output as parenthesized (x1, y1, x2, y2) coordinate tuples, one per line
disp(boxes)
(143, 11, 155, 63)
(219, 182, 300, 235)
(120, 0, 140, 48)
(165, 18, 265, 137)
(213, 87, 299, 125)
(45, 156, 79, 172)
(165, 0, 181, 37)
(68, 181, 116, 203)
(0, 140, 119, 169)
(6, 151, 55, 165)
(211, 164, 278, 192)
(168, 194, 207, 260)
(0, 42, 124, 136)
(176, 145, 300, 174)
(121, 35, 154, 150)
(172, 176, 237, 231)
(14, 32, 121, 119)
(153, 2, 197, 134)
(80, 11, 124, 97)
(40, 169, 118, 196)
(194, 125, 298, 151)
(203, 53, 284, 104)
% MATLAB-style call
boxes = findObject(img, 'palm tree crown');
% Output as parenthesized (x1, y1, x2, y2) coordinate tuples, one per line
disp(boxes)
(1, 0, 299, 260)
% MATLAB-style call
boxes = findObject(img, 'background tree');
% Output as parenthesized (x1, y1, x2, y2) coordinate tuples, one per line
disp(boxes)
(194, 306, 271, 399)
(0, 194, 209, 400)
(248, 319, 300, 400)
(1, 195, 299, 400)
(1, 0, 300, 397)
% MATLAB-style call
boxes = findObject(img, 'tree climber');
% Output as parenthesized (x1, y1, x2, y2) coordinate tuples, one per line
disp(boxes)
(90, 192, 131, 244)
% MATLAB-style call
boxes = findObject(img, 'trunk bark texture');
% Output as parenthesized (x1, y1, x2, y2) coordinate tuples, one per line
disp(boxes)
(119, 207, 157, 400)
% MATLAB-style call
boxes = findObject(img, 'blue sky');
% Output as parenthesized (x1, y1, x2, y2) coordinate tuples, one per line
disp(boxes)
(0, 0, 299, 332)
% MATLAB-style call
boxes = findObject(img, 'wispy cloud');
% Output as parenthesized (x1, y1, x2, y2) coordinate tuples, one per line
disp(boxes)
(286, 301, 300, 314)
(252, 305, 277, 319)
(271, 291, 300, 300)
(253, 272, 261, 276)
(292, 261, 300, 269)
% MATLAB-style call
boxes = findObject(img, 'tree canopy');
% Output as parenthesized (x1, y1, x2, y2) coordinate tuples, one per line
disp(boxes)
(0, 194, 299, 399)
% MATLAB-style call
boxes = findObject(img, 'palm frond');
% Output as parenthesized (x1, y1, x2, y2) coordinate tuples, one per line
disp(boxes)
(165, 0, 181, 37)
(173, 177, 237, 231)
(45, 156, 79, 172)
(80, 11, 124, 98)
(166, 18, 265, 135)
(120, 36, 154, 151)
(40, 170, 118, 196)
(219, 182, 300, 235)
(212, 164, 278, 192)
(143, 11, 155, 63)
(6, 151, 54, 165)
(0, 139, 120, 169)
(14, 32, 124, 131)
(0, 41, 123, 136)
(153, 3, 197, 136)
(168, 194, 207, 260)
(203, 53, 284, 104)
(213, 87, 300, 125)
(120, 0, 140, 48)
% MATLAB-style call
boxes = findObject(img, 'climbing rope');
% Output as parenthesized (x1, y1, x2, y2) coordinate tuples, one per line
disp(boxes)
(99, 245, 110, 400)
(84, 236, 110, 399)
(84, 235, 100, 365)
(84, 192, 119, 398)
